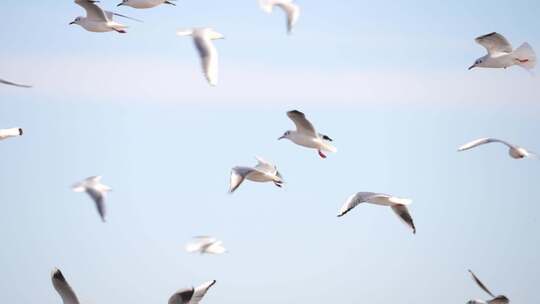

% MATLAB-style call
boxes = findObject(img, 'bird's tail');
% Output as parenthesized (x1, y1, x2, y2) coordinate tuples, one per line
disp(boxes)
(259, 0, 274, 13)
(176, 28, 194, 36)
(513, 42, 536, 70)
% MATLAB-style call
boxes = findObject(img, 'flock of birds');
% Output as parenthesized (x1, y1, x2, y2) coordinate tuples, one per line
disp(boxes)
(1, 1, 538, 304)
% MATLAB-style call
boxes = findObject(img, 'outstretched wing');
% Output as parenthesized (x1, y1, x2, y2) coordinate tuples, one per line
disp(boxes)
(86, 188, 106, 222)
(229, 167, 253, 193)
(458, 138, 514, 152)
(191, 280, 216, 304)
(287, 110, 316, 136)
(51, 269, 80, 304)
(475, 32, 513, 55)
(338, 192, 373, 217)
(193, 35, 219, 86)
(75, 0, 108, 22)
(391, 205, 416, 234)
(468, 270, 497, 298)
(168, 288, 195, 304)
(0, 78, 31, 88)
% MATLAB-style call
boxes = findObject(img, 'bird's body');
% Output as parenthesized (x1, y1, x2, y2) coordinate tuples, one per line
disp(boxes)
(0, 78, 31, 88)
(71, 0, 139, 33)
(169, 280, 216, 304)
(458, 138, 535, 159)
(177, 28, 224, 86)
(467, 270, 509, 304)
(338, 192, 416, 234)
(72, 176, 112, 222)
(469, 32, 536, 70)
(279, 110, 337, 158)
(229, 157, 283, 193)
(51, 268, 80, 304)
(185, 236, 227, 255)
(259, 0, 300, 34)
(0, 128, 23, 141)
(117, 0, 176, 9)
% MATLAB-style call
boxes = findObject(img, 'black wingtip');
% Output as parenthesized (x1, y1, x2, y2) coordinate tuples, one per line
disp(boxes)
(18, 128, 23, 136)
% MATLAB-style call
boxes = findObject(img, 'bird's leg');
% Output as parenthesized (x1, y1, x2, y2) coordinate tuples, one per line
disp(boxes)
(318, 150, 327, 159)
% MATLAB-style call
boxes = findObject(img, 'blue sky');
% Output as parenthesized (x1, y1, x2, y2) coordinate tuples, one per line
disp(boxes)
(0, 1, 539, 303)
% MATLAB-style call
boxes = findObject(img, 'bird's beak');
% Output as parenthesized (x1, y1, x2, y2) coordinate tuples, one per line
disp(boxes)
(468, 64, 475, 70)
(278, 135, 285, 140)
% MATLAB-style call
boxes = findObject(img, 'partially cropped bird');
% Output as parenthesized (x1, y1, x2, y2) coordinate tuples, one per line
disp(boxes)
(0, 127, 23, 141)
(51, 268, 80, 304)
(467, 270, 509, 304)
(72, 176, 112, 222)
(168, 280, 216, 304)
(185, 236, 227, 255)
(259, 0, 300, 34)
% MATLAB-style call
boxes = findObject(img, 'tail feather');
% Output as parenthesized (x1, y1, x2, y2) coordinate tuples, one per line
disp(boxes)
(513, 42, 536, 70)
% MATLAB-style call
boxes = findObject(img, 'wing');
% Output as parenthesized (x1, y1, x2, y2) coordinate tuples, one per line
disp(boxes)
(286, 110, 316, 136)
(488, 296, 509, 304)
(0, 127, 23, 139)
(86, 188, 106, 222)
(205, 241, 227, 254)
(338, 193, 370, 217)
(254, 156, 276, 174)
(391, 205, 416, 234)
(280, 2, 300, 33)
(229, 167, 253, 193)
(458, 138, 514, 151)
(75, 0, 108, 21)
(475, 32, 513, 55)
(51, 269, 80, 304)
(104, 11, 143, 22)
(190, 280, 216, 304)
(193, 36, 218, 86)
(168, 288, 195, 304)
(0, 78, 31, 88)
(468, 270, 497, 298)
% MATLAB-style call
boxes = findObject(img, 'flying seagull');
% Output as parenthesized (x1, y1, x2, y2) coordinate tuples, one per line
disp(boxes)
(70, 0, 141, 33)
(176, 27, 224, 86)
(259, 0, 300, 34)
(117, 0, 176, 9)
(72, 176, 112, 222)
(0, 78, 31, 88)
(51, 268, 80, 304)
(229, 157, 283, 193)
(458, 138, 536, 159)
(469, 32, 536, 70)
(168, 280, 216, 304)
(467, 270, 509, 304)
(338, 192, 416, 234)
(185, 236, 227, 255)
(0, 127, 23, 141)
(279, 110, 337, 158)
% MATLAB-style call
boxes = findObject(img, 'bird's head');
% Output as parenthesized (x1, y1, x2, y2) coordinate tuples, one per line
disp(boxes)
(69, 17, 82, 25)
(278, 130, 292, 140)
(469, 57, 486, 70)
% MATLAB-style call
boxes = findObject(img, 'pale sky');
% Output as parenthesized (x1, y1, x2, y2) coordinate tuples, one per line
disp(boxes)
(0, 1, 539, 304)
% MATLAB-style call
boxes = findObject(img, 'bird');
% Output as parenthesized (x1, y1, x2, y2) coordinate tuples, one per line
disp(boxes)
(70, 0, 141, 33)
(0, 128, 23, 141)
(168, 280, 216, 304)
(337, 192, 416, 234)
(72, 176, 112, 222)
(458, 138, 536, 159)
(469, 32, 536, 70)
(185, 236, 227, 255)
(176, 28, 224, 86)
(279, 110, 337, 159)
(467, 270, 509, 304)
(117, 0, 176, 9)
(51, 268, 80, 304)
(229, 157, 283, 193)
(0, 78, 31, 88)
(259, 0, 300, 34)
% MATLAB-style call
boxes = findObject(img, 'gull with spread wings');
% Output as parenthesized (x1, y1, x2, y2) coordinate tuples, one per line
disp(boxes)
(467, 270, 509, 304)
(72, 176, 112, 222)
(458, 137, 536, 159)
(469, 32, 536, 70)
(229, 157, 283, 193)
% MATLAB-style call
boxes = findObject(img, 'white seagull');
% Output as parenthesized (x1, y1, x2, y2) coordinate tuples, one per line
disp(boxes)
(72, 176, 112, 222)
(117, 0, 176, 9)
(469, 32, 536, 70)
(279, 110, 337, 159)
(458, 138, 536, 159)
(0, 78, 31, 88)
(185, 236, 227, 255)
(229, 157, 283, 193)
(168, 280, 216, 304)
(259, 0, 300, 34)
(338, 192, 416, 234)
(51, 268, 80, 304)
(0, 127, 23, 141)
(70, 0, 141, 33)
(176, 27, 224, 86)
(467, 270, 509, 304)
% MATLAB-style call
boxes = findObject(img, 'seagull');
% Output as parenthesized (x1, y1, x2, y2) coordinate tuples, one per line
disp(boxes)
(51, 268, 80, 304)
(469, 32, 536, 70)
(259, 0, 300, 34)
(467, 270, 509, 304)
(176, 28, 224, 86)
(72, 176, 112, 222)
(0, 128, 23, 141)
(168, 280, 216, 304)
(185, 236, 227, 255)
(0, 78, 31, 88)
(117, 0, 176, 9)
(229, 157, 283, 193)
(279, 110, 337, 159)
(458, 138, 536, 159)
(70, 0, 141, 33)
(337, 192, 416, 234)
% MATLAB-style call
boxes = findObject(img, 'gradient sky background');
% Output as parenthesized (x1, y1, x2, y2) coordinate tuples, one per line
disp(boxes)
(1, 1, 540, 303)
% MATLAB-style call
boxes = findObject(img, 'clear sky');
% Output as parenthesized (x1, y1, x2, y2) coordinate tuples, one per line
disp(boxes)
(0, 1, 539, 303)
